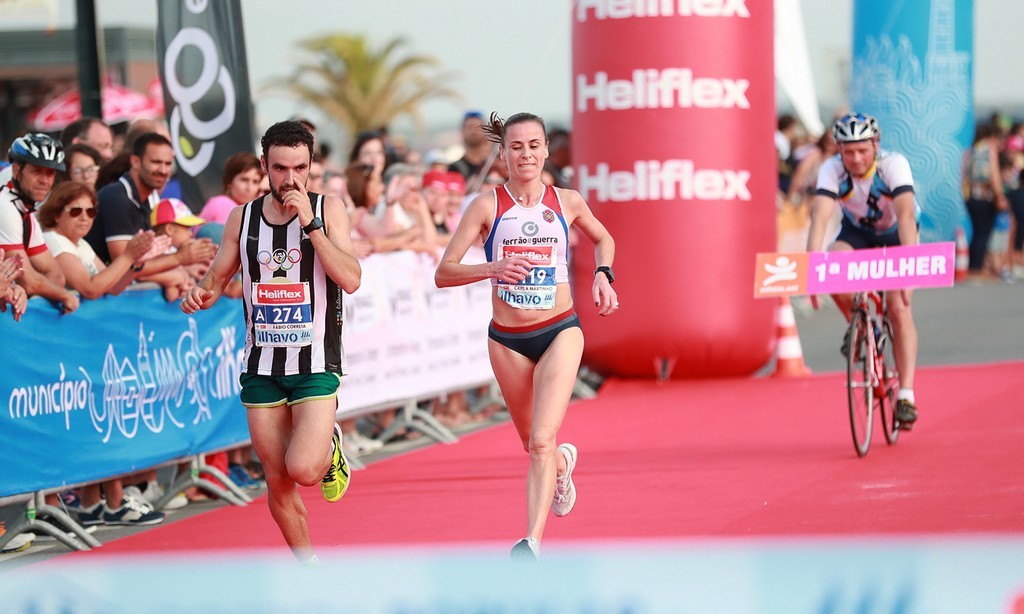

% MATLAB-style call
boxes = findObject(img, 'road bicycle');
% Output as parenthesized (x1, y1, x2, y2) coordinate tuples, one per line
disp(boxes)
(844, 291, 900, 457)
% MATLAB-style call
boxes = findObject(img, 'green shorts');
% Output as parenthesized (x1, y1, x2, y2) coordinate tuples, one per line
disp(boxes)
(239, 372, 342, 408)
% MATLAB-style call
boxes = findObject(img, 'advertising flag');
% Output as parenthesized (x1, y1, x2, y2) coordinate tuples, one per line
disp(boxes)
(156, 0, 256, 210)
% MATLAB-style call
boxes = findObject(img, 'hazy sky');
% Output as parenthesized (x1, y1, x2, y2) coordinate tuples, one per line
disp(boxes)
(5, 1, 1023, 147)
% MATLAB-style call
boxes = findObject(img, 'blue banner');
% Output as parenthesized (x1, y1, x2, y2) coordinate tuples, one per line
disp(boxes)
(852, 0, 974, 242)
(0, 288, 248, 497)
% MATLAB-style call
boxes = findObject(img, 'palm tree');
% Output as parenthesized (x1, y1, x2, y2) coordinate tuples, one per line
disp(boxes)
(271, 33, 461, 135)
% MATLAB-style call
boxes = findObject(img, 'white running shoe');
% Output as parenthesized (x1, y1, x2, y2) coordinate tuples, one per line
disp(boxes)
(510, 537, 540, 560)
(552, 443, 578, 517)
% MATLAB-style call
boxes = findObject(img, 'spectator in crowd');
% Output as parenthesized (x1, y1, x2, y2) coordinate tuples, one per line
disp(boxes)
(150, 197, 210, 302)
(349, 130, 387, 177)
(95, 118, 174, 192)
(435, 111, 619, 559)
(200, 152, 263, 224)
(86, 133, 215, 298)
(0, 248, 27, 321)
(545, 127, 573, 188)
(308, 153, 326, 194)
(1007, 166, 1024, 279)
(423, 149, 451, 172)
(60, 117, 115, 162)
(0, 133, 79, 314)
(449, 110, 493, 184)
(57, 143, 104, 188)
(322, 170, 352, 207)
(344, 162, 417, 256)
(785, 131, 838, 214)
(423, 170, 454, 246)
(37, 181, 163, 300)
(963, 122, 1008, 277)
(776, 113, 800, 197)
(382, 163, 437, 255)
(445, 171, 467, 232)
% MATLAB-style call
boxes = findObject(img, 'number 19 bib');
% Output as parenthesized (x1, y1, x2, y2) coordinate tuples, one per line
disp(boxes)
(497, 245, 557, 310)
(252, 280, 314, 347)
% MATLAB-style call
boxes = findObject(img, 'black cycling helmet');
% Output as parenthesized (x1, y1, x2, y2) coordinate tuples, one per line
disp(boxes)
(832, 113, 881, 143)
(9, 133, 66, 171)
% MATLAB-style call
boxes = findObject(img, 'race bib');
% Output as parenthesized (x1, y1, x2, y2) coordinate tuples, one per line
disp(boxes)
(497, 245, 557, 310)
(252, 280, 314, 347)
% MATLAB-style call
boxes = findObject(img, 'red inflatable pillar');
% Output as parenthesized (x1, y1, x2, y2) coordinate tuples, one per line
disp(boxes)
(572, 1, 777, 378)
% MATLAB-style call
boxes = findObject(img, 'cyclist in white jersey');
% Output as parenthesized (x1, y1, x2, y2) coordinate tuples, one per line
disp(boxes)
(436, 112, 619, 560)
(181, 121, 361, 565)
(807, 113, 921, 429)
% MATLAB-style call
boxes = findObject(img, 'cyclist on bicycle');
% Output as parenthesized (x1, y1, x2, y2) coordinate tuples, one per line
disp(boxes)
(806, 113, 920, 429)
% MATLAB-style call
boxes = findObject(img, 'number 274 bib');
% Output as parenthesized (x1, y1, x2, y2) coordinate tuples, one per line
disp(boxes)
(497, 245, 557, 310)
(252, 281, 314, 347)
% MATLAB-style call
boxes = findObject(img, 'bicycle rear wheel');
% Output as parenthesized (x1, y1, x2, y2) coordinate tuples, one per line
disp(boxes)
(846, 310, 873, 457)
(878, 317, 900, 445)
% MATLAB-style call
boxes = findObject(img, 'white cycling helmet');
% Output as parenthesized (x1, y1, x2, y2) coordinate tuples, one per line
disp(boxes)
(9, 133, 65, 171)
(832, 113, 880, 143)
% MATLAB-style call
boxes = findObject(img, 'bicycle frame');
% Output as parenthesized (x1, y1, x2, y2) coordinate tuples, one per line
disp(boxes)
(846, 291, 900, 457)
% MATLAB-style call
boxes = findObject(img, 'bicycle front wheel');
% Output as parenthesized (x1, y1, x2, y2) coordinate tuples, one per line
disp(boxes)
(846, 310, 873, 457)
(878, 317, 900, 445)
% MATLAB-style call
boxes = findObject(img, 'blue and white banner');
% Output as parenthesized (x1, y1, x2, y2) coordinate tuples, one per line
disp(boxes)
(852, 0, 974, 243)
(0, 288, 248, 497)
(0, 251, 496, 498)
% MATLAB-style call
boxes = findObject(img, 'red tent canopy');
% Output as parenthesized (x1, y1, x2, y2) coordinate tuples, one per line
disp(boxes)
(28, 83, 163, 132)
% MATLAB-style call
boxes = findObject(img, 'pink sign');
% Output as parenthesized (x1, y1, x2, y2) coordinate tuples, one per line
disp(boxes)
(754, 243, 955, 298)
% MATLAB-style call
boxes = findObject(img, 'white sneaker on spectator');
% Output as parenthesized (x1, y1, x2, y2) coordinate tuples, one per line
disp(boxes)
(344, 430, 383, 456)
(551, 443, 578, 517)
(1, 532, 33, 553)
(140, 481, 188, 510)
(122, 485, 155, 513)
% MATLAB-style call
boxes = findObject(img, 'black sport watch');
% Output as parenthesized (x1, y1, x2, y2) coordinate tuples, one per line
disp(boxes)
(595, 265, 614, 284)
(302, 217, 324, 235)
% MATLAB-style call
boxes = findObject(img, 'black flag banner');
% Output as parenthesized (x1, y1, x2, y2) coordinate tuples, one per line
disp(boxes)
(156, 0, 256, 211)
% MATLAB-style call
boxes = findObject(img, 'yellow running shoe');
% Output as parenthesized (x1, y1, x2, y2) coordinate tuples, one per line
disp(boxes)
(321, 423, 351, 502)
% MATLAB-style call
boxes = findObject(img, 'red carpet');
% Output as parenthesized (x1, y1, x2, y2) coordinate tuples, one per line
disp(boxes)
(75, 361, 1024, 556)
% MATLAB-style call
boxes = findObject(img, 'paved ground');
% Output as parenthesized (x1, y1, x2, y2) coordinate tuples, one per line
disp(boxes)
(791, 277, 1023, 372)
(2, 277, 1019, 570)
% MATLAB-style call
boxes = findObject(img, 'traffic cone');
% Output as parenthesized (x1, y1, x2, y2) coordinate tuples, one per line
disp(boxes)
(954, 228, 969, 282)
(771, 297, 812, 378)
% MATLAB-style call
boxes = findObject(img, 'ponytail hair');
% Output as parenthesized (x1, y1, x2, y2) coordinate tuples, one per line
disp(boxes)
(481, 111, 548, 146)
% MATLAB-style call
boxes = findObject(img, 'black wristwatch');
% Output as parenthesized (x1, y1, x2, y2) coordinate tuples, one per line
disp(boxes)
(302, 217, 324, 235)
(595, 265, 614, 284)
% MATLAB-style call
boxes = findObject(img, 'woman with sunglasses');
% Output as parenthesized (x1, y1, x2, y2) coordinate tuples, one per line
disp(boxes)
(37, 181, 166, 299)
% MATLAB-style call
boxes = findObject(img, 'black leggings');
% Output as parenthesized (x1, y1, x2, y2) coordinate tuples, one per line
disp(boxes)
(966, 198, 997, 270)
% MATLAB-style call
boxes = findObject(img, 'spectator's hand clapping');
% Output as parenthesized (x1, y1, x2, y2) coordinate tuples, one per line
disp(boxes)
(0, 249, 24, 296)
(352, 237, 374, 258)
(177, 237, 217, 266)
(1, 284, 27, 322)
(125, 230, 158, 262)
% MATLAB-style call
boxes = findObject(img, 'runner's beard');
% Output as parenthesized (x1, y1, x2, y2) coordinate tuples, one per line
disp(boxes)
(269, 180, 299, 207)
